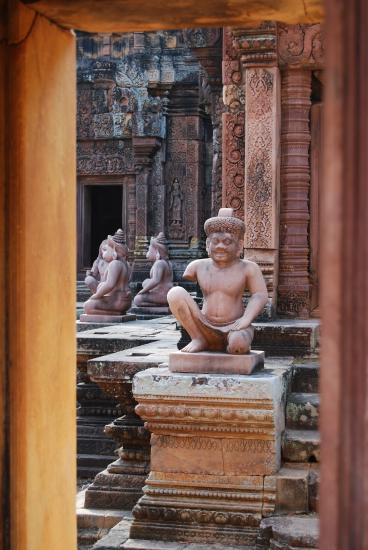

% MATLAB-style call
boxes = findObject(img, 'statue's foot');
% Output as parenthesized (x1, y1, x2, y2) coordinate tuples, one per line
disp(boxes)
(181, 338, 207, 353)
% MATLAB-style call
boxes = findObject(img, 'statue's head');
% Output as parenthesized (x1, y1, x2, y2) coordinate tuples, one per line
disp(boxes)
(102, 235, 128, 263)
(204, 208, 245, 262)
(112, 228, 129, 260)
(147, 232, 169, 261)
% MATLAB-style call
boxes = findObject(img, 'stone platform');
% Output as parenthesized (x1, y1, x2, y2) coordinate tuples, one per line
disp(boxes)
(80, 313, 137, 323)
(168, 350, 264, 374)
(125, 364, 289, 547)
(77, 317, 178, 478)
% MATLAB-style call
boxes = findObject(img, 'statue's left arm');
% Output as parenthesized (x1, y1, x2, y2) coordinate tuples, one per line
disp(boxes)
(231, 262, 268, 331)
(136, 261, 164, 294)
(90, 261, 123, 299)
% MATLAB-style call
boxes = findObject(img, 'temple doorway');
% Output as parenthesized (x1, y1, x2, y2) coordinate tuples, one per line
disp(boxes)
(77, 180, 126, 275)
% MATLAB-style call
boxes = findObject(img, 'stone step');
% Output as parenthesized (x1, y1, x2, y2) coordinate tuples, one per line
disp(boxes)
(269, 463, 320, 514)
(290, 363, 319, 393)
(282, 429, 320, 463)
(256, 515, 319, 549)
(286, 393, 319, 430)
(253, 321, 320, 357)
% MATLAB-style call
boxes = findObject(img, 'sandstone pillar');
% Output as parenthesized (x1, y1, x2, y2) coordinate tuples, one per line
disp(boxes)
(132, 137, 161, 285)
(6, 2, 76, 548)
(277, 69, 311, 318)
(222, 28, 245, 219)
(239, 25, 280, 315)
(83, 354, 156, 509)
(223, 26, 281, 315)
(125, 365, 288, 547)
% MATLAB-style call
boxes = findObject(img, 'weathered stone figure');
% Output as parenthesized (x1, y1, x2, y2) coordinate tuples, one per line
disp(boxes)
(84, 228, 127, 294)
(84, 239, 108, 294)
(83, 235, 132, 316)
(133, 232, 173, 307)
(167, 208, 268, 354)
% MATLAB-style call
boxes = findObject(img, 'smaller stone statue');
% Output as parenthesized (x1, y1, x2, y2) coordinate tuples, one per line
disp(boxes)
(132, 233, 173, 309)
(84, 239, 108, 294)
(81, 231, 132, 321)
(85, 228, 127, 294)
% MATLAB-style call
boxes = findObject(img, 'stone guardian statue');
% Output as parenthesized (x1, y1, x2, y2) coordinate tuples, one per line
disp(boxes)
(167, 208, 268, 361)
(132, 232, 173, 309)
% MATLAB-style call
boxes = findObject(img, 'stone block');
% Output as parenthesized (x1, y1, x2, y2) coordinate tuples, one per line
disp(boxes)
(275, 465, 309, 513)
(80, 314, 137, 323)
(282, 430, 320, 463)
(286, 393, 319, 430)
(129, 365, 289, 545)
(290, 364, 319, 393)
(168, 350, 264, 374)
(256, 515, 319, 549)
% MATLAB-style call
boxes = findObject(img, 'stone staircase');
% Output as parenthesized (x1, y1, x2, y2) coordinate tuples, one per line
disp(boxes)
(256, 362, 320, 549)
(77, 320, 321, 550)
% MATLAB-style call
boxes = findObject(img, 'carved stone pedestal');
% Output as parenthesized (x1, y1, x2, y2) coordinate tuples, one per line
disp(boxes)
(77, 355, 120, 478)
(84, 371, 150, 510)
(125, 365, 288, 547)
(130, 306, 171, 320)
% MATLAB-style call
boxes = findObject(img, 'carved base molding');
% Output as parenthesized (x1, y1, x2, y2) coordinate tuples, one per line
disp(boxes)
(129, 366, 288, 546)
(84, 368, 150, 509)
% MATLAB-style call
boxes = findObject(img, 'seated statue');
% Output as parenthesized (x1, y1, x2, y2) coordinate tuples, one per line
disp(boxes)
(133, 233, 173, 308)
(85, 239, 108, 294)
(83, 234, 132, 316)
(85, 228, 126, 294)
(167, 208, 268, 354)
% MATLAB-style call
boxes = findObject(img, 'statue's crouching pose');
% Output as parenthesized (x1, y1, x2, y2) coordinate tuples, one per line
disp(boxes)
(133, 233, 173, 308)
(84, 235, 132, 316)
(167, 208, 268, 354)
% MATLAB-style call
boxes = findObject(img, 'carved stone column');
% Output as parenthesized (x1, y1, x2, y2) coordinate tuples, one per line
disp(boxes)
(183, 28, 224, 216)
(222, 28, 245, 219)
(84, 361, 151, 509)
(278, 69, 311, 318)
(235, 24, 281, 314)
(276, 23, 324, 318)
(132, 136, 161, 281)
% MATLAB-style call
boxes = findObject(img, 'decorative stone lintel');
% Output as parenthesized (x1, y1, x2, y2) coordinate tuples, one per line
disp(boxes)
(277, 23, 324, 70)
(233, 23, 278, 69)
(129, 365, 288, 545)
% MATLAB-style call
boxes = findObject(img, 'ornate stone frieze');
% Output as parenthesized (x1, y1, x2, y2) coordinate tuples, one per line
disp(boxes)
(278, 23, 324, 69)
(233, 22, 278, 68)
(244, 67, 279, 250)
(184, 28, 221, 49)
(222, 111, 245, 218)
(77, 140, 134, 175)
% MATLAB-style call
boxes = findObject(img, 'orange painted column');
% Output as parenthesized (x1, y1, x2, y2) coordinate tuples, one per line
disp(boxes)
(7, 2, 77, 549)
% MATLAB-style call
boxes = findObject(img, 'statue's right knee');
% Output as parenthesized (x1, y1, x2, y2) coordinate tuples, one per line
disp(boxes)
(167, 286, 188, 305)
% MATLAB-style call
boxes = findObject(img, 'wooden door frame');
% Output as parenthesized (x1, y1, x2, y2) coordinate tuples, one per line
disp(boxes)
(2, 0, 368, 549)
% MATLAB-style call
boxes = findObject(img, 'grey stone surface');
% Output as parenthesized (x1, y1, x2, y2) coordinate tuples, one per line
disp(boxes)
(282, 429, 320, 463)
(286, 392, 319, 430)
(256, 515, 319, 549)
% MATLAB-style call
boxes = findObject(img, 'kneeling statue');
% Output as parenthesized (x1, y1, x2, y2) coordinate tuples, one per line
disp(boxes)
(133, 232, 173, 308)
(167, 208, 268, 354)
(83, 235, 132, 317)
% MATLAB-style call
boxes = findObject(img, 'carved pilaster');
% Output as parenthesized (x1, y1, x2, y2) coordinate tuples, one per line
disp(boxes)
(235, 24, 280, 313)
(132, 136, 161, 260)
(278, 69, 312, 318)
(222, 28, 245, 219)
